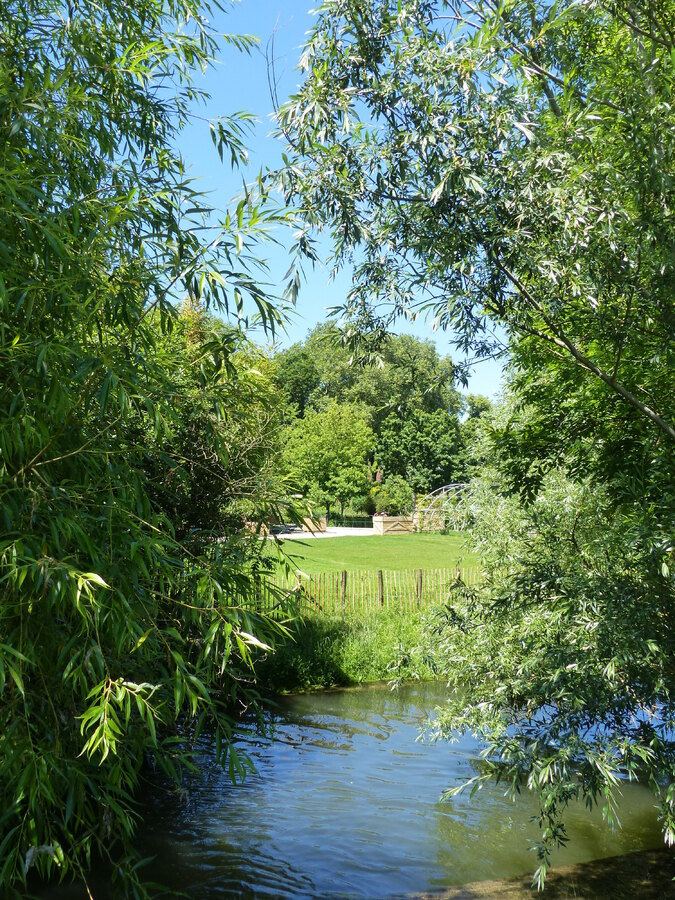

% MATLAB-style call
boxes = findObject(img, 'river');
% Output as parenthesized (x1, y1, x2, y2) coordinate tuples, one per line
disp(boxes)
(41, 681, 664, 897)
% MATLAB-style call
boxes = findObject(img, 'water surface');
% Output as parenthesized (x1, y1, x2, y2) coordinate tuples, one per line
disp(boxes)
(132, 681, 662, 898)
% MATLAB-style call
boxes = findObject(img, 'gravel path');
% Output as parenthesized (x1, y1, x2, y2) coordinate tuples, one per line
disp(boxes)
(274, 526, 376, 540)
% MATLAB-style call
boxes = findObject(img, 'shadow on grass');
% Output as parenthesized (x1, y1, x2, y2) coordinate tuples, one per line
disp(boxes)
(256, 610, 433, 693)
(256, 617, 356, 692)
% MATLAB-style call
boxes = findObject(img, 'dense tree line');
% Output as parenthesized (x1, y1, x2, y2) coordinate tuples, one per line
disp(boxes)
(272, 324, 481, 515)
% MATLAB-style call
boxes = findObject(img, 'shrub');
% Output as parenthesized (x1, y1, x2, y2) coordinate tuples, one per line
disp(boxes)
(373, 476, 414, 516)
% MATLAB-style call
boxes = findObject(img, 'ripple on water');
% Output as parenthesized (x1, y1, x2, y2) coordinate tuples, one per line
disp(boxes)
(38, 681, 666, 899)
(137, 682, 664, 897)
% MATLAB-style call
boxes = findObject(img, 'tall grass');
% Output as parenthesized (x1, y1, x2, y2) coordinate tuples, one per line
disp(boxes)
(256, 608, 438, 693)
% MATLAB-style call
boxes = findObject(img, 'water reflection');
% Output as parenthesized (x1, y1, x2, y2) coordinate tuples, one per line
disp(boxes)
(37, 682, 664, 898)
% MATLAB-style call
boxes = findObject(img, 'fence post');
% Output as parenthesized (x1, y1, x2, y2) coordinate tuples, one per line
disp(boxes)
(341, 570, 347, 615)
(416, 569, 423, 607)
(295, 573, 303, 616)
(378, 570, 384, 607)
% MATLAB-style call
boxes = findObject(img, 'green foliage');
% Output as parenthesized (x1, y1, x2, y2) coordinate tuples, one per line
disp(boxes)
(257, 609, 435, 692)
(275, 324, 460, 428)
(274, 324, 464, 500)
(279, 0, 674, 441)
(373, 475, 414, 516)
(457, 394, 493, 479)
(271, 344, 319, 418)
(0, 0, 297, 893)
(334, 327, 456, 418)
(142, 304, 290, 539)
(464, 395, 492, 421)
(423, 458, 675, 887)
(377, 408, 461, 493)
(281, 400, 375, 514)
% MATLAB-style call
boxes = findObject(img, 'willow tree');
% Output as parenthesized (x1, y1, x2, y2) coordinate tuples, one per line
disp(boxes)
(0, 0, 296, 893)
(280, 0, 673, 439)
(279, 0, 675, 884)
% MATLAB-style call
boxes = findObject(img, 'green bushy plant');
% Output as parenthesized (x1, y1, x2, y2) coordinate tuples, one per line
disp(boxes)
(424, 461, 675, 887)
(0, 0, 297, 893)
(257, 609, 436, 693)
(373, 476, 414, 516)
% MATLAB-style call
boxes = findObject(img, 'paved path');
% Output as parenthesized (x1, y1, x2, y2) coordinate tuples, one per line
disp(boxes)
(275, 526, 376, 540)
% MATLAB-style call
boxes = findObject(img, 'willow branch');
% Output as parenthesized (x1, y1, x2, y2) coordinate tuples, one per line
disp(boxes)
(493, 259, 675, 440)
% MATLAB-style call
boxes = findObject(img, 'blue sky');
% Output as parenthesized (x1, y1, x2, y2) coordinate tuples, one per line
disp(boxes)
(177, 0, 505, 399)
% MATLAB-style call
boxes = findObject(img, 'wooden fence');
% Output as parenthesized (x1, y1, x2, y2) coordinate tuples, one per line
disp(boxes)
(245, 565, 481, 618)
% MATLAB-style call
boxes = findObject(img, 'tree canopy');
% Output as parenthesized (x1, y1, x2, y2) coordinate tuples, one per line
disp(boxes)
(274, 324, 460, 419)
(281, 400, 375, 515)
(142, 304, 289, 539)
(273, 324, 466, 500)
(377, 408, 462, 493)
(279, 0, 674, 441)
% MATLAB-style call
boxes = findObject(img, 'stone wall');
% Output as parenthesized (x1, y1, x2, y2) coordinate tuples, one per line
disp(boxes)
(302, 516, 327, 533)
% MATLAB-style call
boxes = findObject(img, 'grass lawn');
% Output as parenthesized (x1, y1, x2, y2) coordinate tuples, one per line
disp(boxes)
(276, 532, 477, 575)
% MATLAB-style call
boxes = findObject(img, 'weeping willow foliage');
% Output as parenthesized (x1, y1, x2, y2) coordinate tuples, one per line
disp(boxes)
(0, 0, 297, 892)
(424, 391, 675, 888)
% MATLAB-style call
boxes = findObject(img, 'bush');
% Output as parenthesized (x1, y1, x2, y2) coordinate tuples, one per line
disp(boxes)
(424, 463, 675, 885)
(373, 476, 414, 516)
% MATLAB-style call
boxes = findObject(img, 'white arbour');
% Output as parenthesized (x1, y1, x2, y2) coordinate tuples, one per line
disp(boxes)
(415, 483, 468, 532)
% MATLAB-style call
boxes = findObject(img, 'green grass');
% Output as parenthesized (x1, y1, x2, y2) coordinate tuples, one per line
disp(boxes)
(276, 532, 477, 575)
(257, 533, 477, 693)
(256, 608, 436, 692)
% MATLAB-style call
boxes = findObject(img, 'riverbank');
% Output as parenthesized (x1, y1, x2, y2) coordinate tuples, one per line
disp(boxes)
(256, 607, 435, 691)
(411, 849, 675, 899)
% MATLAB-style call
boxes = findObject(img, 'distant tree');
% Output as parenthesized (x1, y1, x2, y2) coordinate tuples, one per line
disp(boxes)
(377, 409, 461, 494)
(348, 332, 462, 431)
(463, 394, 492, 421)
(274, 325, 464, 495)
(276, 323, 461, 422)
(302, 322, 360, 405)
(282, 401, 375, 516)
(457, 394, 493, 479)
(271, 343, 320, 418)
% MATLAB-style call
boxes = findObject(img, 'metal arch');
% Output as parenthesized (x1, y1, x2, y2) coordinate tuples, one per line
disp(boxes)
(421, 483, 468, 501)
(414, 483, 469, 531)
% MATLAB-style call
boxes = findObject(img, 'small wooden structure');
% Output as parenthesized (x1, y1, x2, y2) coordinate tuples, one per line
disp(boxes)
(372, 514, 414, 535)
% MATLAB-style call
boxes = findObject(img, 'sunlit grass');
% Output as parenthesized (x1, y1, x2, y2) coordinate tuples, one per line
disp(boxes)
(275, 532, 477, 575)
